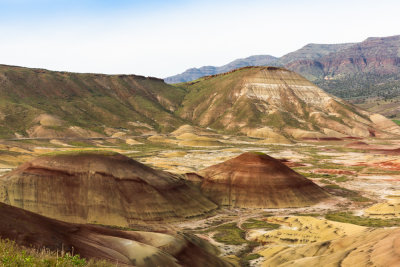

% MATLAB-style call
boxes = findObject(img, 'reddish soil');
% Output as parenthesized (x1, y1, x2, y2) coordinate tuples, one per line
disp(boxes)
(196, 152, 329, 208)
(345, 141, 370, 148)
(302, 137, 342, 141)
(373, 148, 400, 155)
(313, 169, 356, 175)
(279, 158, 306, 167)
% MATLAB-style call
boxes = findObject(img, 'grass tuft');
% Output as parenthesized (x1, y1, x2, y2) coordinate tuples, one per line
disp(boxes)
(0, 238, 112, 267)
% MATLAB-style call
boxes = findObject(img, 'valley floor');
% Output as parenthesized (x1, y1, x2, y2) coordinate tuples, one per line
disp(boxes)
(1, 133, 400, 266)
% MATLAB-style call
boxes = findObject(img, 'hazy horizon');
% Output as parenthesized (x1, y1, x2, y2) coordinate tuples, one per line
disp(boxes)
(0, 0, 399, 78)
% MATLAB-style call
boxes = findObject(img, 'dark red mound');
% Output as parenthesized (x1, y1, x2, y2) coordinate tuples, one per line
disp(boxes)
(196, 152, 329, 208)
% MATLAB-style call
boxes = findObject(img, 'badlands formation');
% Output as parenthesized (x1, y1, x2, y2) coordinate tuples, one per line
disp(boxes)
(2, 66, 400, 266)
(177, 67, 400, 140)
(194, 152, 329, 208)
(0, 151, 217, 226)
(0, 202, 231, 267)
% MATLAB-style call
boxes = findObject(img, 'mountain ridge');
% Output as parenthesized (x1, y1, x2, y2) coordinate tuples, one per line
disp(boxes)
(165, 35, 400, 118)
(1, 64, 400, 140)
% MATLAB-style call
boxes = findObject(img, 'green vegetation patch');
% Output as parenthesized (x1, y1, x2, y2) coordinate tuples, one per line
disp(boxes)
(326, 212, 400, 227)
(41, 150, 120, 157)
(299, 172, 349, 183)
(323, 184, 372, 202)
(242, 219, 280, 230)
(0, 239, 111, 267)
(242, 253, 262, 261)
(249, 151, 267, 156)
(289, 213, 322, 217)
(203, 223, 247, 245)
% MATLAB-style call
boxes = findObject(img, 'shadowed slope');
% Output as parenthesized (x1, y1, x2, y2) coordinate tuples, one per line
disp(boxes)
(0, 202, 231, 267)
(195, 152, 329, 208)
(0, 152, 217, 226)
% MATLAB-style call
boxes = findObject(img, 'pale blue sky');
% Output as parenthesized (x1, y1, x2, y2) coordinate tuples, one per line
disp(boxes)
(0, 0, 399, 77)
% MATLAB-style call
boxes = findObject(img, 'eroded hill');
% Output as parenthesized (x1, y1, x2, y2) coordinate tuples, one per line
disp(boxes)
(0, 151, 217, 225)
(191, 152, 329, 208)
(176, 66, 400, 139)
(0, 202, 231, 267)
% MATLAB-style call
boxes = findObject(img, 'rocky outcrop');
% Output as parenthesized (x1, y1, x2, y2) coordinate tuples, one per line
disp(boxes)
(0, 202, 231, 267)
(0, 152, 217, 226)
(193, 152, 329, 208)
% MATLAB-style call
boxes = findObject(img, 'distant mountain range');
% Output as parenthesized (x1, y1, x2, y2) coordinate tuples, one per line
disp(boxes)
(164, 55, 278, 84)
(165, 35, 400, 118)
(164, 42, 355, 84)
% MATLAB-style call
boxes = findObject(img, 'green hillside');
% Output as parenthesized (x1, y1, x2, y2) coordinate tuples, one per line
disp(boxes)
(0, 65, 186, 138)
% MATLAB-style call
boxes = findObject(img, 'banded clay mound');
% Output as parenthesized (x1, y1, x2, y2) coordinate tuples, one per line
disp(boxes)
(0, 202, 231, 267)
(194, 152, 329, 208)
(262, 227, 400, 267)
(177, 66, 400, 139)
(0, 151, 217, 226)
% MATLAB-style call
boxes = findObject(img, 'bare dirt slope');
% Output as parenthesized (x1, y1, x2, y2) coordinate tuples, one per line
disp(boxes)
(0, 151, 217, 226)
(177, 67, 400, 140)
(0, 202, 231, 267)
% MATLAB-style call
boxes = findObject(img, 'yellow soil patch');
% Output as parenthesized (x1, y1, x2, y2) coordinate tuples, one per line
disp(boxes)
(125, 138, 143, 145)
(8, 147, 31, 153)
(221, 148, 243, 153)
(251, 216, 365, 245)
(285, 128, 326, 139)
(365, 195, 400, 218)
(178, 140, 223, 147)
(176, 133, 204, 140)
(175, 133, 223, 147)
(247, 127, 291, 144)
(171, 125, 197, 136)
(0, 154, 33, 167)
(35, 114, 64, 127)
(49, 139, 72, 147)
(111, 132, 126, 138)
(260, 227, 400, 267)
(147, 135, 177, 144)
(163, 151, 187, 158)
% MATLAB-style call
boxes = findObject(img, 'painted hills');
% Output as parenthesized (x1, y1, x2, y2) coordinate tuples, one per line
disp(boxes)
(176, 66, 400, 139)
(164, 55, 278, 84)
(1, 64, 400, 141)
(0, 151, 217, 225)
(165, 35, 400, 117)
(189, 152, 328, 208)
(262, 226, 400, 267)
(0, 202, 231, 267)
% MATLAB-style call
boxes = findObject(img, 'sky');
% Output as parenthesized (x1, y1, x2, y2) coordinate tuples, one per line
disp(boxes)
(0, 0, 399, 78)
